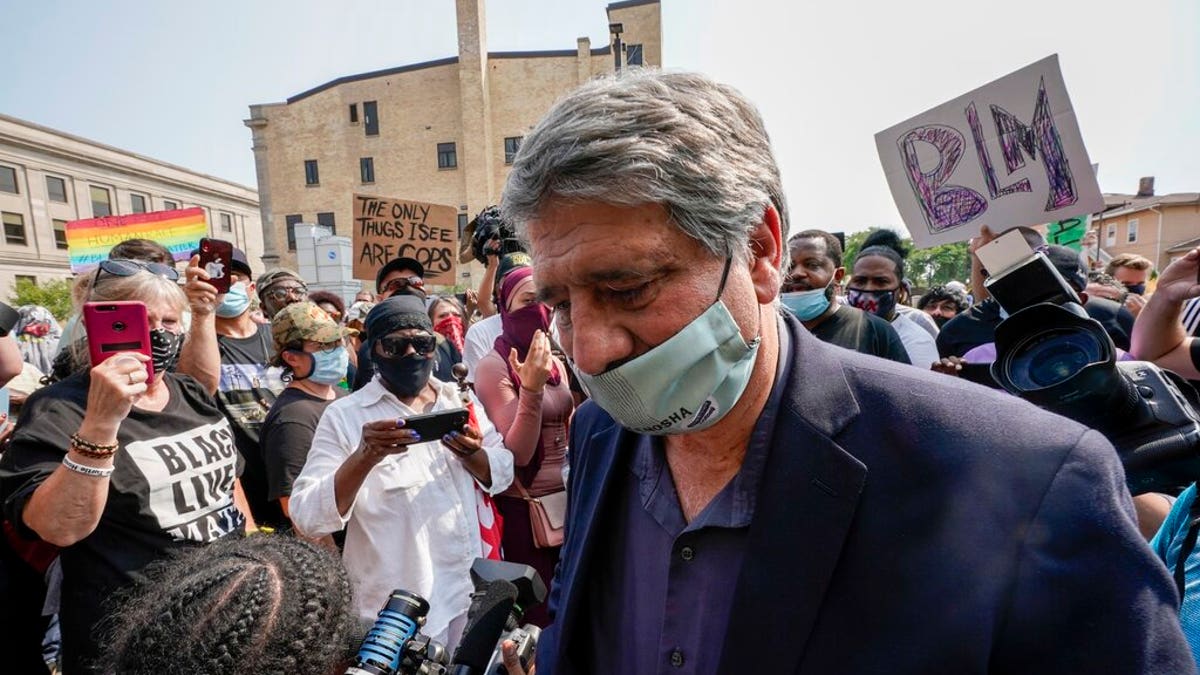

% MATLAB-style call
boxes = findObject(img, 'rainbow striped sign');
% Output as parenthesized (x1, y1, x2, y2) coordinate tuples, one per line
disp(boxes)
(66, 208, 208, 272)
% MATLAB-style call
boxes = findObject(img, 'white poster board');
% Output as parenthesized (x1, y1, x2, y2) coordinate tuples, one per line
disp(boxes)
(875, 55, 1103, 248)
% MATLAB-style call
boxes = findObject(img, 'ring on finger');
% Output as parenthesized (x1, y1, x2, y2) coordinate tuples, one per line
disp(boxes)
(128, 372, 136, 385)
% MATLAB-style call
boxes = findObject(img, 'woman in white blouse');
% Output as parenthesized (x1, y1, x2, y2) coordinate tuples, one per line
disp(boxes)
(289, 295, 513, 651)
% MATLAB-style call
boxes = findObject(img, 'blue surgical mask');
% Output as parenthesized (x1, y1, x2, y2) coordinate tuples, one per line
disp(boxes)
(303, 346, 348, 386)
(780, 284, 832, 321)
(569, 258, 761, 435)
(215, 282, 250, 318)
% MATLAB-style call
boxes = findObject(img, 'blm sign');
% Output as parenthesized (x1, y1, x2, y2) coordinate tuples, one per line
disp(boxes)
(352, 193, 459, 283)
(875, 55, 1103, 248)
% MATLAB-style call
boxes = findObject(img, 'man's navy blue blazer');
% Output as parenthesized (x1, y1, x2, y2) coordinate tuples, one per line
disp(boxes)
(536, 312, 1195, 674)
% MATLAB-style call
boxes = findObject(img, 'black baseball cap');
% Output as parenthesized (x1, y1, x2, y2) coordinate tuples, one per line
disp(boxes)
(376, 257, 425, 292)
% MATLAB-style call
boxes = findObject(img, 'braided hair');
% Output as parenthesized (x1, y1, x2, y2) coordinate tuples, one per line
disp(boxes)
(99, 536, 358, 675)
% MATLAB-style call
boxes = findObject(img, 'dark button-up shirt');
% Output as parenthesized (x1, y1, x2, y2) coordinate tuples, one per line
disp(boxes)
(584, 316, 793, 674)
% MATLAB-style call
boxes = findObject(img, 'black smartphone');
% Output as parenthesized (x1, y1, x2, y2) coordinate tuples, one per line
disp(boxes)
(403, 408, 470, 441)
(198, 237, 235, 293)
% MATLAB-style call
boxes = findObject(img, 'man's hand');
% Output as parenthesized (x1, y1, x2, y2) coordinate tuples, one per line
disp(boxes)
(502, 639, 534, 675)
(931, 355, 966, 377)
(1123, 292, 1147, 317)
(1151, 247, 1200, 305)
(1085, 282, 1124, 303)
(184, 254, 219, 316)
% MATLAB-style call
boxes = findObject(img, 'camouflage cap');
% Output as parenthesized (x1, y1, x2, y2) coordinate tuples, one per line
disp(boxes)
(270, 301, 349, 365)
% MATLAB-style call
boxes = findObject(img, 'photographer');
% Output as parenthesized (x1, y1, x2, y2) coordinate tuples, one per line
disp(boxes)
(1128, 247, 1200, 665)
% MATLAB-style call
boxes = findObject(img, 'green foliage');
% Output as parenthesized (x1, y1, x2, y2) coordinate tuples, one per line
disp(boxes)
(841, 227, 970, 292)
(10, 277, 75, 321)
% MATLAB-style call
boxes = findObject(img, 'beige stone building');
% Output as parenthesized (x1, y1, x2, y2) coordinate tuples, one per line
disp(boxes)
(1093, 177, 1200, 271)
(245, 0, 662, 288)
(0, 114, 263, 296)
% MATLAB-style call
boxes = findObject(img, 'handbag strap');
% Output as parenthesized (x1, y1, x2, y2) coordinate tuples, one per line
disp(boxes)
(512, 478, 537, 502)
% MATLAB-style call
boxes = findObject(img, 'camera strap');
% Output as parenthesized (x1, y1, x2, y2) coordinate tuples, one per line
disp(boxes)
(1173, 493, 1200, 601)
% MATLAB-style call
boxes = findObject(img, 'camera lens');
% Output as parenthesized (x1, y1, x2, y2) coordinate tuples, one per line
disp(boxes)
(112, 321, 126, 332)
(1006, 329, 1105, 391)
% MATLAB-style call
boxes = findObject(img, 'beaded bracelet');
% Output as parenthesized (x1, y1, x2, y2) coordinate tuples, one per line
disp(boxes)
(69, 433, 119, 459)
(62, 455, 114, 478)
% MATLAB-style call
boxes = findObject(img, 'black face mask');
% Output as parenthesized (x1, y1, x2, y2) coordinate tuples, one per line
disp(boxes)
(149, 328, 183, 376)
(374, 351, 434, 398)
(932, 314, 952, 329)
(1124, 283, 1146, 296)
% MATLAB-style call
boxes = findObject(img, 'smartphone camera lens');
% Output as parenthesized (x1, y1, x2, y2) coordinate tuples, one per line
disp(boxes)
(112, 321, 126, 332)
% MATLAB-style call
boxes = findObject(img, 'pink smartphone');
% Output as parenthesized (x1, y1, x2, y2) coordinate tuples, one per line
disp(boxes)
(83, 301, 154, 381)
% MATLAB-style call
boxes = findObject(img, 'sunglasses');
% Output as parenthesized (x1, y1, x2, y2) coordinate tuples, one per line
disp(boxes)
(377, 333, 438, 357)
(263, 284, 308, 303)
(96, 258, 180, 281)
(380, 275, 425, 296)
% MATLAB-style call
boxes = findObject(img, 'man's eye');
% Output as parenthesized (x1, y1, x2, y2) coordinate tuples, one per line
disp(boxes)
(552, 301, 572, 327)
(608, 284, 649, 304)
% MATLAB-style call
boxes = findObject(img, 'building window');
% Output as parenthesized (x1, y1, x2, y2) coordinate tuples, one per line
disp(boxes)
(304, 159, 320, 186)
(349, 103, 359, 124)
(2, 212, 27, 246)
(317, 212, 336, 235)
(0, 166, 16, 195)
(14, 275, 35, 286)
(53, 219, 68, 250)
(286, 214, 303, 251)
(90, 186, 112, 217)
(46, 176, 68, 203)
(626, 43, 644, 66)
(458, 213, 468, 238)
(364, 101, 379, 136)
(504, 136, 522, 164)
(360, 157, 375, 184)
(1127, 219, 1139, 243)
(1105, 223, 1116, 247)
(130, 193, 147, 213)
(220, 212, 233, 232)
(438, 142, 457, 169)
(163, 199, 179, 210)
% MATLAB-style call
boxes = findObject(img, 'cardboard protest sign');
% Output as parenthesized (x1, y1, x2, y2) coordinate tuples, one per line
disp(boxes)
(352, 194, 458, 283)
(876, 55, 1103, 248)
(66, 208, 207, 272)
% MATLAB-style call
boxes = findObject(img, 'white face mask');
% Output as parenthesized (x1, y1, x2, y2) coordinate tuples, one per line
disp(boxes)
(569, 258, 761, 435)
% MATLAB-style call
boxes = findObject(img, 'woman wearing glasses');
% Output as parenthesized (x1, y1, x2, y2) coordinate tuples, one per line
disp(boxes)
(289, 295, 513, 652)
(0, 258, 251, 675)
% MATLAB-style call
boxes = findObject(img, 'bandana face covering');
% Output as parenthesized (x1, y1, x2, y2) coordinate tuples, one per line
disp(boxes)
(149, 328, 184, 376)
(374, 352, 435, 398)
(569, 257, 760, 436)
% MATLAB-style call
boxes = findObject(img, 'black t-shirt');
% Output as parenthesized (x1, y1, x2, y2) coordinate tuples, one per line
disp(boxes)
(259, 386, 344, 528)
(216, 324, 285, 525)
(809, 305, 911, 364)
(0, 372, 243, 674)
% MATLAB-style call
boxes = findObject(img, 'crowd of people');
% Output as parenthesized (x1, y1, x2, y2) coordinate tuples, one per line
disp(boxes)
(0, 67, 1198, 675)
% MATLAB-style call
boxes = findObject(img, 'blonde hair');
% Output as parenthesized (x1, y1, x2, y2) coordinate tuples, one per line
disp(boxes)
(64, 268, 187, 373)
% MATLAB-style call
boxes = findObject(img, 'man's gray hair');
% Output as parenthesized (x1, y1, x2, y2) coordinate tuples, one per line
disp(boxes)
(501, 69, 789, 262)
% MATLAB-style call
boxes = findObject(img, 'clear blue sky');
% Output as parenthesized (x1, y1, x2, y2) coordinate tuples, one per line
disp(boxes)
(2, 0, 1196, 238)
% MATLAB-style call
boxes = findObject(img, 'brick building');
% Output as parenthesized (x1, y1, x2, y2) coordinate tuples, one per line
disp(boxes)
(245, 0, 662, 288)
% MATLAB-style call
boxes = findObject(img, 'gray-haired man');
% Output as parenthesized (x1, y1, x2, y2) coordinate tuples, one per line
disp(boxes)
(498, 70, 1192, 675)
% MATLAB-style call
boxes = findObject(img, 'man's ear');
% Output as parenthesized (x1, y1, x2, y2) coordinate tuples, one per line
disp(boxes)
(748, 205, 784, 304)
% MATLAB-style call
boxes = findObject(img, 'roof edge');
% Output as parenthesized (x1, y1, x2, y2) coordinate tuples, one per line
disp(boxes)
(285, 56, 461, 104)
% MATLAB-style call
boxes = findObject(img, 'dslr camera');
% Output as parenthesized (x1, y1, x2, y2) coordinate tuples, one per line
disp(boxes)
(982, 238, 1200, 494)
(463, 206, 524, 265)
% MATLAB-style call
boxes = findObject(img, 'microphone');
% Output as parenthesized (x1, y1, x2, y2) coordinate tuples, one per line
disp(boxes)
(450, 579, 519, 675)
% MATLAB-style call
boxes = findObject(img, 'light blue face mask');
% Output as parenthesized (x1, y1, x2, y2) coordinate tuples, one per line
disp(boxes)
(780, 284, 832, 321)
(570, 257, 761, 435)
(215, 282, 250, 318)
(303, 346, 348, 386)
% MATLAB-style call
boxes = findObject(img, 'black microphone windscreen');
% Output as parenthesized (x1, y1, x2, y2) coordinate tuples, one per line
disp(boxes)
(452, 579, 519, 671)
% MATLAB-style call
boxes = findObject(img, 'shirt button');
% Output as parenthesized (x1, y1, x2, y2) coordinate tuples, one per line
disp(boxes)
(670, 649, 685, 668)
(680, 545, 695, 561)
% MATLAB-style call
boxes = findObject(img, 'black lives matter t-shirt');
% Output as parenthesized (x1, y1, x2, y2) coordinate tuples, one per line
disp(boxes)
(810, 305, 911, 364)
(0, 372, 244, 674)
